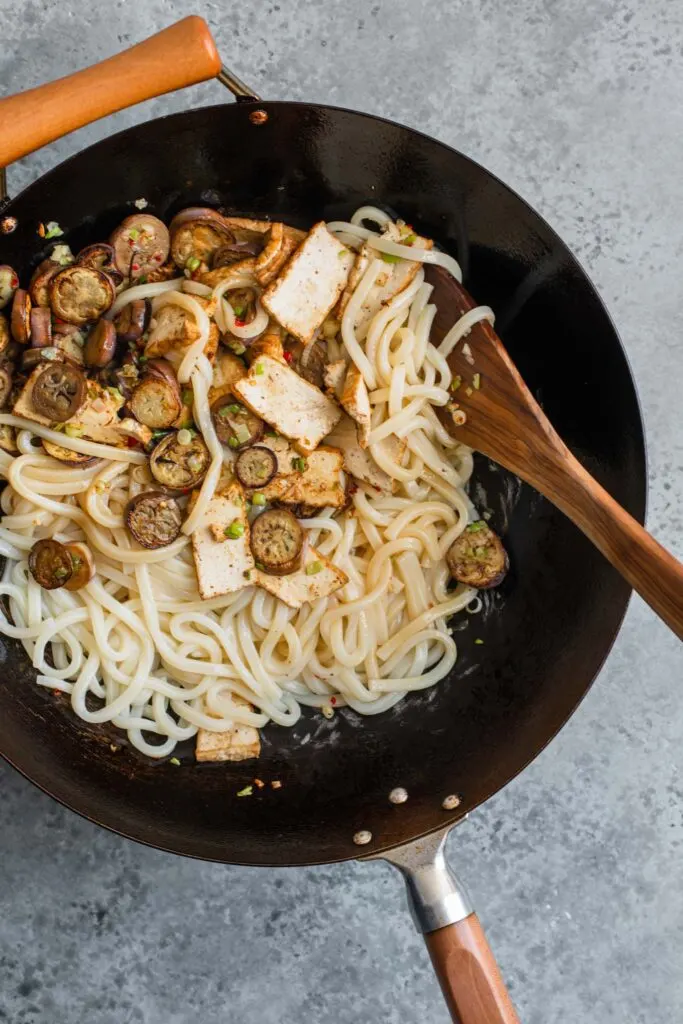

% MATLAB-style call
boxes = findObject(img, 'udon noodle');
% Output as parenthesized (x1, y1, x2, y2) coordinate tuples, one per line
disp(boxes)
(0, 207, 495, 757)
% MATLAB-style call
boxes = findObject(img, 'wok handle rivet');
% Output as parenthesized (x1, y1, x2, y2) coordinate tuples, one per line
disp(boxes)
(389, 787, 408, 805)
(442, 794, 461, 811)
(353, 829, 373, 846)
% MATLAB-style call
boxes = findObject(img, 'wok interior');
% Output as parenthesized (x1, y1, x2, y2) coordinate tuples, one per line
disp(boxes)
(0, 103, 645, 866)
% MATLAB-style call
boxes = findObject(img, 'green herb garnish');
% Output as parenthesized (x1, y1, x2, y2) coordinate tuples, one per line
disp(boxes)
(228, 437, 239, 449)
(237, 785, 253, 797)
(44, 221, 64, 239)
(291, 457, 307, 472)
(450, 375, 462, 393)
(305, 560, 323, 576)
(474, 638, 484, 645)
(251, 493, 266, 507)
(380, 252, 401, 264)
(466, 521, 486, 533)
(254, 363, 264, 375)
(169, 757, 181, 766)
(225, 520, 245, 539)
(185, 255, 201, 272)
(473, 373, 481, 390)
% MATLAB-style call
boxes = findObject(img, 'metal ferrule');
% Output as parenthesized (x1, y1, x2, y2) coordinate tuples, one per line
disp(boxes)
(372, 826, 473, 934)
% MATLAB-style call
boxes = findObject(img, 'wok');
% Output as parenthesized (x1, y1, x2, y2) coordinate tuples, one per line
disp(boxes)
(0, 18, 647, 1022)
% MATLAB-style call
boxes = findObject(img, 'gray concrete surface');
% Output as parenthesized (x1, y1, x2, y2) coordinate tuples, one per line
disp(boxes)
(0, 1, 682, 1021)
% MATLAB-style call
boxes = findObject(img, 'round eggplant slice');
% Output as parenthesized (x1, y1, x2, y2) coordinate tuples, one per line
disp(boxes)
(145, 358, 178, 389)
(42, 438, 97, 466)
(0, 313, 10, 356)
(213, 237, 264, 268)
(63, 542, 96, 591)
(28, 538, 73, 590)
(21, 347, 63, 373)
(211, 395, 264, 449)
(0, 363, 13, 408)
(286, 339, 327, 390)
(126, 491, 182, 549)
(129, 376, 182, 430)
(76, 243, 117, 273)
(11, 289, 31, 344)
(113, 298, 151, 344)
(0, 424, 17, 454)
(446, 521, 509, 590)
(49, 266, 114, 325)
(0, 265, 19, 310)
(83, 320, 117, 368)
(276, 502, 320, 520)
(250, 508, 303, 576)
(110, 214, 170, 280)
(32, 363, 86, 422)
(29, 259, 61, 308)
(29, 307, 52, 348)
(235, 446, 277, 489)
(169, 208, 234, 269)
(149, 431, 210, 490)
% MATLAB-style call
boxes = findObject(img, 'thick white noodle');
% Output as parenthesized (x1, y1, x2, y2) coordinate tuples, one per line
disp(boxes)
(0, 207, 483, 757)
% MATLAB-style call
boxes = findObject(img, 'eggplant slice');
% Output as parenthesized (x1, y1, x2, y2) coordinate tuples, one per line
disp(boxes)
(29, 307, 52, 348)
(250, 508, 303, 576)
(31, 363, 86, 422)
(0, 265, 19, 311)
(129, 375, 182, 429)
(110, 214, 171, 280)
(126, 491, 183, 549)
(28, 539, 73, 590)
(29, 260, 61, 308)
(211, 395, 264, 449)
(113, 298, 151, 345)
(0, 313, 10, 356)
(0, 363, 14, 408)
(11, 289, 31, 344)
(49, 266, 115, 325)
(446, 521, 509, 589)
(42, 438, 97, 466)
(149, 431, 210, 490)
(83, 320, 117, 368)
(235, 446, 277, 489)
(63, 542, 96, 591)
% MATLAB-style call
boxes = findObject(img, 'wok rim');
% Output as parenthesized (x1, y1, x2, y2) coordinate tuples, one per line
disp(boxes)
(0, 99, 647, 866)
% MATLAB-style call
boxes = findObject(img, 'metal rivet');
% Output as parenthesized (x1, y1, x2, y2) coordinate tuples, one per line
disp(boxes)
(389, 787, 408, 805)
(0, 216, 17, 234)
(442, 794, 461, 811)
(353, 829, 373, 846)
(249, 109, 269, 126)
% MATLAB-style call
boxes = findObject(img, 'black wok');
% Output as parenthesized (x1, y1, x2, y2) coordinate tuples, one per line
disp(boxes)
(0, 18, 646, 1023)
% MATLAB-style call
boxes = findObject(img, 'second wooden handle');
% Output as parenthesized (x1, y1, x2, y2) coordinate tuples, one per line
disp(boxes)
(426, 915, 521, 1024)
(0, 16, 222, 168)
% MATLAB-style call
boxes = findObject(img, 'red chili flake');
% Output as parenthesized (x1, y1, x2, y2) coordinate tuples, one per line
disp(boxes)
(131, 263, 140, 273)
(128, 238, 135, 247)
(283, 350, 293, 363)
(154, 253, 163, 262)
(234, 318, 246, 328)
(126, 436, 142, 449)
(53, 689, 62, 697)
(10, 275, 19, 288)
(329, 696, 337, 705)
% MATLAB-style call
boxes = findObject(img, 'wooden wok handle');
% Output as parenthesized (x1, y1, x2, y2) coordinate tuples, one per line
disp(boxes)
(0, 17, 221, 167)
(426, 916, 521, 1024)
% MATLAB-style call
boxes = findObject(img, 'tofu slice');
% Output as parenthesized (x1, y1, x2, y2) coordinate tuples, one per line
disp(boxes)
(324, 358, 347, 398)
(256, 434, 301, 502)
(340, 365, 371, 448)
(261, 222, 354, 344)
(254, 546, 348, 609)
(233, 354, 342, 455)
(145, 296, 219, 365)
(276, 446, 345, 509)
(13, 371, 125, 445)
(208, 348, 247, 406)
(255, 224, 306, 287)
(191, 480, 255, 600)
(196, 694, 261, 763)
(325, 414, 403, 496)
(339, 225, 433, 334)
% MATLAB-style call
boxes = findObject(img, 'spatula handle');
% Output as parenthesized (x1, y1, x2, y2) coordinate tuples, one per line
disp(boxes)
(551, 449, 683, 639)
(0, 17, 221, 168)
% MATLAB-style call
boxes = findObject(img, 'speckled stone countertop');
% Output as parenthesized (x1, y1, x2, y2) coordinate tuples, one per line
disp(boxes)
(0, 2, 682, 1022)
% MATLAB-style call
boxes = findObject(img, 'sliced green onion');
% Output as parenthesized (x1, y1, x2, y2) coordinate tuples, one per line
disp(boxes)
(169, 757, 181, 766)
(228, 340, 246, 355)
(255, 562, 265, 571)
(128, 228, 140, 241)
(64, 424, 83, 438)
(228, 437, 239, 449)
(44, 221, 64, 239)
(234, 424, 250, 444)
(185, 255, 201, 272)
(380, 252, 402, 264)
(237, 785, 253, 797)
(232, 304, 245, 317)
(227, 403, 242, 414)
(306, 560, 323, 576)
(292, 457, 307, 472)
(225, 520, 245, 539)
(177, 429, 192, 446)
(466, 521, 486, 533)
(402, 232, 417, 244)
(474, 638, 484, 645)
(473, 373, 481, 390)
(182, 389, 193, 404)
(254, 363, 265, 375)
(251, 493, 266, 506)
(450, 375, 462, 393)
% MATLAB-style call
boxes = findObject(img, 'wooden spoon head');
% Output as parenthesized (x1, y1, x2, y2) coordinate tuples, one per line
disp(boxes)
(426, 265, 562, 479)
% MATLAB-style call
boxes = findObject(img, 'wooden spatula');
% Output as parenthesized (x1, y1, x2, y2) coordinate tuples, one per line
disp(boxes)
(427, 265, 683, 641)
